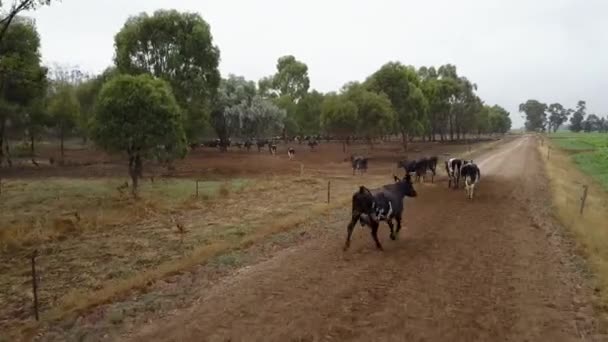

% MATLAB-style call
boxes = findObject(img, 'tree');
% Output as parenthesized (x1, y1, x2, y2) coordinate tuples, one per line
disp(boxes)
(366, 62, 428, 149)
(569, 100, 586, 132)
(48, 84, 80, 163)
(294, 90, 324, 135)
(93, 74, 186, 195)
(519, 100, 547, 132)
(211, 75, 256, 149)
(488, 105, 512, 134)
(582, 114, 601, 132)
(0, 0, 52, 48)
(0, 18, 45, 165)
(342, 82, 394, 146)
(320, 94, 358, 140)
(547, 103, 570, 133)
(114, 9, 220, 141)
(259, 55, 310, 101)
(225, 95, 286, 139)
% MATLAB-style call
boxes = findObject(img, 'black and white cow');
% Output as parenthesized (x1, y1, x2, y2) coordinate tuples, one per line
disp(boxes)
(344, 174, 418, 251)
(445, 158, 463, 189)
(287, 147, 295, 160)
(269, 143, 277, 155)
(460, 161, 480, 199)
(351, 155, 369, 175)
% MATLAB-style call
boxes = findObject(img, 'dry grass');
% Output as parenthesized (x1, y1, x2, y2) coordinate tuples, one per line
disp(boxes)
(540, 140, 608, 307)
(1, 173, 391, 338)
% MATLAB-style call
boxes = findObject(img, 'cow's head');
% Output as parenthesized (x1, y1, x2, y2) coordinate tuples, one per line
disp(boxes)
(394, 174, 417, 198)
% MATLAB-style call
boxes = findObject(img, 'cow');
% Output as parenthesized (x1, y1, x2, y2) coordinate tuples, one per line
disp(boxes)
(256, 139, 268, 152)
(308, 140, 318, 151)
(445, 158, 463, 189)
(287, 147, 296, 160)
(344, 174, 418, 251)
(244, 140, 253, 151)
(351, 155, 368, 175)
(269, 143, 277, 155)
(397, 159, 418, 177)
(460, 161, 480, 200)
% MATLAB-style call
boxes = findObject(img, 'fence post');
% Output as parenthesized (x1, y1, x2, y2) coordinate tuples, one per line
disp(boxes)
(31, 249, 39, 321)
(327, 181, 331, 204)
(580, 185, 588, 216)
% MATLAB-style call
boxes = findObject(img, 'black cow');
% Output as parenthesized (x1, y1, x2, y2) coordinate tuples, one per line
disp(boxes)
(344, 174, 418, 251)
(308, 140, 318, 150)
(287, 147, 296, 160)
(351, 155, 368, 175)
(244, 140, 253, 151)
(445, 158, 463, 189)
(397, 159, 418, 176)
(460, 161, 480, 199)
(256, 139, 268, 152)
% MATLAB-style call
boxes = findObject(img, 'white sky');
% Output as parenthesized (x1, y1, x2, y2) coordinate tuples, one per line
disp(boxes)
(13, 0, 608, 127)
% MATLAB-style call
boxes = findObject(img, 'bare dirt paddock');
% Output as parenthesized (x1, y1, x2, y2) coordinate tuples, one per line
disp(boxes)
(2, 135, 606, 341)
(2, 138, 491, 179)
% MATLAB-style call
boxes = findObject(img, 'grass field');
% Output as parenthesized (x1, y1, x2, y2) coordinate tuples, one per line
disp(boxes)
(548, 132, 608, 190)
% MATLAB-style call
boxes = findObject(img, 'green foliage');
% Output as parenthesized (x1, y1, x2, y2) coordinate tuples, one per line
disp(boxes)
(519, 99, 547, 132)
(320, 94, 358, 137)
(342, 82, 394, 138)
(547, 103, 570, 133)
(294, 90, 324, 135)
(93, 74, 186, 175)
(570, 101, 587, 132)
(260, 55, 310, 101)
(224, 95, 286, 138)
(0, 19, 44, 107)
(0, 1, 53, 47)
(114, 9, 220, 141)
(48, 84, 80, 133)
(366, 62, 427, 141)
(211, 74, 260, 144)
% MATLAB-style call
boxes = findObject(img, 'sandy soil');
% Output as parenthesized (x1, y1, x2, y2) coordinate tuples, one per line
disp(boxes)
(121, 136, 605, 341)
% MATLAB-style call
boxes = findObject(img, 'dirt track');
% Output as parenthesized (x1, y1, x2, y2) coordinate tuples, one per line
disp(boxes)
(125, 136, 603, 341)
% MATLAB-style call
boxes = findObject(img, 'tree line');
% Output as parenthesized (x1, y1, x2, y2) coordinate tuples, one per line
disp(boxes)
(1, 6, 512, 193)
(519, 99, 608, 133)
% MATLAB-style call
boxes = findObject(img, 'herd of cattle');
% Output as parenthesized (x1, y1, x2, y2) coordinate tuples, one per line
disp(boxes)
(194, 136, 322, 153)
(344, 155, 481, 251)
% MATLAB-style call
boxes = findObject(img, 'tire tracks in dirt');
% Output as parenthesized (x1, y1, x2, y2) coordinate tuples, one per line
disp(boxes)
(125, 136, 604, 342)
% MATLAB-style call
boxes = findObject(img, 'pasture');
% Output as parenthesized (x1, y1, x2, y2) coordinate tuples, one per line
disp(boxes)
(548, 132, 608, 189)
(0, 137, 499, 337)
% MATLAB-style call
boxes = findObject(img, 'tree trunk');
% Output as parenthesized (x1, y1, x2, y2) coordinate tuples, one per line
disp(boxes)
(401, 131, 408, 151)
(129, 154, 143, 197)
(0, 118, 5, 166)
(30, 134, 35, 157)
(449, 117, 454, 141)
(60, 129, 65, 164)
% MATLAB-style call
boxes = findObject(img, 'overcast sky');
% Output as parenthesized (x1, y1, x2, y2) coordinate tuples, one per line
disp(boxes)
(15, 0, 608, 127)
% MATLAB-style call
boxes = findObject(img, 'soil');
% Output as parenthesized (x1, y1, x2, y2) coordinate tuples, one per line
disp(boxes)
(117, 136, 606, 341)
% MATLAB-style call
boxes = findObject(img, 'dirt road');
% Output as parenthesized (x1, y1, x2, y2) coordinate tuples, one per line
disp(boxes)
(126, 136, 602, 341)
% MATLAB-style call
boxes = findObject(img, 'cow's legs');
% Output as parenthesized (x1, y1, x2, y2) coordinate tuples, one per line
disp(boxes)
(395, 214, 402, 235)
(370, 221, 383, 250)
(344, 212, 361, 251)
(387, 219, 396, 240)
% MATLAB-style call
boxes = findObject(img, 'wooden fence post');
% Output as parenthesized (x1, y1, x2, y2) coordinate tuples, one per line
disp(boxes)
(31, 249, 39, 321)
(327, 181, 331, 204)
(580, 185, 588, 216)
